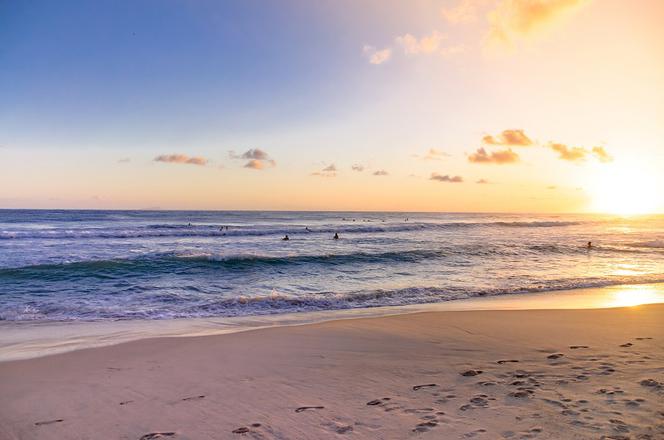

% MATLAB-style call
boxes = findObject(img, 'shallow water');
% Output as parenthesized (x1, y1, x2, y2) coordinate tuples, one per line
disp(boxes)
(0, 210, 662, 321)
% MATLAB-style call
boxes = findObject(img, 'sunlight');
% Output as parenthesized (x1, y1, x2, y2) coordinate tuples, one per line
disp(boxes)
(607, 286, 663, 308)
(587, 164, 660, 216)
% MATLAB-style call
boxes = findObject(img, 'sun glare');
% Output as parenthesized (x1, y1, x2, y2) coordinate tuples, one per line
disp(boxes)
(607, 286, 663, 308)
(587, 165, 660, 216)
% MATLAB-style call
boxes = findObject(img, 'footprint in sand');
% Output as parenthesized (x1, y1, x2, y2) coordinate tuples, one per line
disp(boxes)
(460, 370, 483, 377)
(413, 420, 438, 433)
(463, 428, 487, 437)
(232, 423, 262, 435)
(619, 342, 633, 348)
(569, 345, 589, 349)
(334, 425, 353, 434)
(639, 379, 662, 389)
(120, 400, 134, 405)
(366, 398, 391, 406)
(497, 359, 520, 364)
(35, 419, 64, 426)
(139, 433, 176, 440)
(181, 395, 205, 401)
(413, 383, 437, 390)
(295, 406, 324, 413)
(547, 353, 564, 360)
(404, 407, 435, 414)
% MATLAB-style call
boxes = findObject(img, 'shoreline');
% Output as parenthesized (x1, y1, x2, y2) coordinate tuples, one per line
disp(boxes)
(1, 282, 663, 363)
(1, 300, 662, 439)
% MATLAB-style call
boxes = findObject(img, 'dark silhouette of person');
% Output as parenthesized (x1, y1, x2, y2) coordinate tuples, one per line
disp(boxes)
(587, 241, 592, 249)
(333, 232, 339, 240)
(283, 235, 290, 241)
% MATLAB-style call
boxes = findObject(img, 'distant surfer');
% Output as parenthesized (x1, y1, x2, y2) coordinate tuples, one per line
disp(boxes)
(283, 235, 290, 241)
(333, 232, 339, 240)
(305, 227, 310, 232)
(587, 241, 592, 249)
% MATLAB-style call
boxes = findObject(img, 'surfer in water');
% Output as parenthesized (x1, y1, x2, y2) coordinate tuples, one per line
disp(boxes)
(283, 235, 290, 241)
(587, 241, 592, 249)
(333, 232, 339, 240)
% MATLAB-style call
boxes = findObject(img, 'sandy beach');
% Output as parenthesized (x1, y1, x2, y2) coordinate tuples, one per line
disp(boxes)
(1, 291, 663, 439)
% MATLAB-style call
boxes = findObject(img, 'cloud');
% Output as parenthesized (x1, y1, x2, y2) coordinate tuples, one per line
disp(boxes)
(351, 164, 365, 172)
(482, 129, 534, 146)
(233, 148, 269, 160)
(230, 148, 276, 169)
(311, 164, 337, 177)
(396, 31, 444, 55)
(363, 45, 392, 64)
(549, 142, 613, 163)
(468, 147, 519, 164)
(154, 154, 208, 166)
(487, 0, 590, 45)
(476, 178, 490, 184)
(414, 148, 451, 161)
(442, 0, 484, 23)
(549, 142, 587, 162)
(244, 159, 267, 170)
(430, 173, 464, 183)
(592, 146, 613, 163)
(373, 169, 389, 176)
(365, 30, 463, 64)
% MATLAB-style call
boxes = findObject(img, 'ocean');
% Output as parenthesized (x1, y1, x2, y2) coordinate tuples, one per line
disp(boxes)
(0, 210, 662, 322)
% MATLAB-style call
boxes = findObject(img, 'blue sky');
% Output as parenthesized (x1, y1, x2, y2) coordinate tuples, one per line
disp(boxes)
(1, 0, 663, 213)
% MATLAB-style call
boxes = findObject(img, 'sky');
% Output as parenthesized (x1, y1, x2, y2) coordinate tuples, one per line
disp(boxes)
(1, 0, 663, 213)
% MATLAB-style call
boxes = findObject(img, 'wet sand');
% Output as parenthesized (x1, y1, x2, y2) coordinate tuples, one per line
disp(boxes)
(1, 303, 663, 439)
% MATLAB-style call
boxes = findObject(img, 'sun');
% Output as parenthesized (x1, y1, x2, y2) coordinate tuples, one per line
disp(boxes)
(587, 164, 660, 216)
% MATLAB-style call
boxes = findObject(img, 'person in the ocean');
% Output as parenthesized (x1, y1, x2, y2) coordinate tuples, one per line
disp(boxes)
(587, 241, 592, 249)
(333, 232, 339, 240)
(305, 227, 310, 232)
(283, 235, 290, 241)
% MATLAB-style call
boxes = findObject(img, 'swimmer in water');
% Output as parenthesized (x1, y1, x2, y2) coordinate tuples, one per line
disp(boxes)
(587, 241, 592, 249)
(333, 232, 339, 239)
(283, 235, 290, 241)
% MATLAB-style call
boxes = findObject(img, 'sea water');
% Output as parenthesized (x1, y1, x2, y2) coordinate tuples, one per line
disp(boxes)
(1, 210, 662, 321)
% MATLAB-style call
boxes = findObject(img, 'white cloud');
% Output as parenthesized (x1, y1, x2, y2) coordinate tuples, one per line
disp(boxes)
(396, 31, 445, 55)
(363, 45, 392, 65)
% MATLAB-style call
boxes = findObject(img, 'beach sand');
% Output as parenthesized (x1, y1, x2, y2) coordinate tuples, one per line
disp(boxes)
(1, 303, 663, 439)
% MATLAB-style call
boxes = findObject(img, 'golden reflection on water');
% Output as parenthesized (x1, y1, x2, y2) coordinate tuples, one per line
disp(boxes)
(605, 286, 663, 308)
